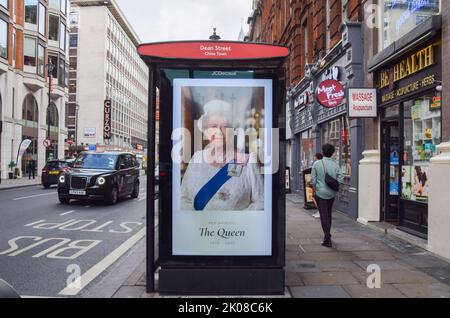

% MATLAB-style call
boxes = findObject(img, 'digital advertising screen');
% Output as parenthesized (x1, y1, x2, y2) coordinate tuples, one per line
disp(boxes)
(171, 78, 274, 256)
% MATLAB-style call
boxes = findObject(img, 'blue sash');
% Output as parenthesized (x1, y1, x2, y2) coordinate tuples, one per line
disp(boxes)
(194, 160, 235, 211)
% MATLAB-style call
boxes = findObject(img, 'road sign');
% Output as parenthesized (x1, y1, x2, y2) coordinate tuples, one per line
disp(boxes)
(67, 139, 74, 145)
(88, 144, 97, 151)
(43, 139, 52, 148)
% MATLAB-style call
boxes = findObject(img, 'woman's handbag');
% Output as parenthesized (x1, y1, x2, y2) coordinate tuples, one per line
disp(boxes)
(322, 160, 340, 192)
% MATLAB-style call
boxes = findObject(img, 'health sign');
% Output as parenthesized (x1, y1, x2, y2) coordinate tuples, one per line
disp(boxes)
(316, 79, 345, 108)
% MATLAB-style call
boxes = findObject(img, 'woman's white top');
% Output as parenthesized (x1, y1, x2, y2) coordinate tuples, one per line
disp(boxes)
(180, 150, 264, 211)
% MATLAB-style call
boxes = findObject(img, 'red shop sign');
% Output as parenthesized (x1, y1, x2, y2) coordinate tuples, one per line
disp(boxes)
(316, 80, 345, 108)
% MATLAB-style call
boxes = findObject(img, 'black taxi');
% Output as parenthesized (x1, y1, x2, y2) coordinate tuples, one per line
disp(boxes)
(57, 151, 140, 205)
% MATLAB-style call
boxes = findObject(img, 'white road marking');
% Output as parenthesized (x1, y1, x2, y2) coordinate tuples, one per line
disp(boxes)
(84, 205, 91, 208)
(58, 227, 146, 296)
(138, 196, 146, 202)
(60, 210, 75, 216)
(13, 192, 57, 201)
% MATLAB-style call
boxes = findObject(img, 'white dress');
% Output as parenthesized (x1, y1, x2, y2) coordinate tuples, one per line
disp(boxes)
(180, 150, 264, 211)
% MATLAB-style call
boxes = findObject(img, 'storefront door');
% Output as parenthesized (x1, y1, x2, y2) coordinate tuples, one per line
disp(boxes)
(381, 121, 400, 223)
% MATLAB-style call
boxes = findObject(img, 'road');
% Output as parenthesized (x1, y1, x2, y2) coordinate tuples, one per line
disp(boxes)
(0, 175, 147, 297)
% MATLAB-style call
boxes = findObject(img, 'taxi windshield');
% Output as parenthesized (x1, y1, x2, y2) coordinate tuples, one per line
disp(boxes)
(72, 153, 118, 170)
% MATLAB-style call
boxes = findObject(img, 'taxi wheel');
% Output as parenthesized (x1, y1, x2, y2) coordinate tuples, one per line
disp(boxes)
(107, 187, 118, 205)
(131, 181, 139, 199)
(59, 196, 70, 204)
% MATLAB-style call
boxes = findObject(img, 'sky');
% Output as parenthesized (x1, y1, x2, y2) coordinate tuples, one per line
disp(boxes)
(115, 0, 254, 43)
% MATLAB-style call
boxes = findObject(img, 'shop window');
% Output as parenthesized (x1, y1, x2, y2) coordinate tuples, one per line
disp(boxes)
(0, 17, 7, 59)
(322, 116, 351, 176)
(24, 37, 37, 68)
(402, 94, 441, 203)
(300, 129, 314, 171)
(25, 0, 38, 25)
(38, 3, 46, 36)
(380, 0, 441, 50)
(49, 15, 59, 42)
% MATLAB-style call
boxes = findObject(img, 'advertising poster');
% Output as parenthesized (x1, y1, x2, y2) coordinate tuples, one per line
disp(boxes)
(302, 168, 315, 208)
(412, 165, 429, 202)
(172, 79, 273, 256)
(401, 166, 412, 200)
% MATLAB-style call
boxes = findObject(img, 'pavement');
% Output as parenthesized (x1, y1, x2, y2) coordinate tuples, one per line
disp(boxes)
(0, 177, 41, 190)
(113, 193, 450, 298)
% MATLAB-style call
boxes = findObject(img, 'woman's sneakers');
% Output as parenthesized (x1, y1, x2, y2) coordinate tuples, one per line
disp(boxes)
(321, 239, 332, 248)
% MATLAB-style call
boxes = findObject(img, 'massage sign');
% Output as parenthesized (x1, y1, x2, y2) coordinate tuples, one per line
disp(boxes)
(316, 79, 345, 108)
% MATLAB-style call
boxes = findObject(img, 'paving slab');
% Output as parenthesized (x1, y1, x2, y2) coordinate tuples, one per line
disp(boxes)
(352, 270, 441, 285)
(354, 260, 413, 271)
(392, 283, 450, 298)
(351, 251, 397, 261)
(299, 272, 360, 286)
(343, 284, 405, 298)
(289, 285, 351, 298)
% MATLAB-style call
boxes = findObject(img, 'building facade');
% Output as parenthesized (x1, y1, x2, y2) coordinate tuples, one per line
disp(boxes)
(247, 0, 364, 219)
(364, 1, 443, 239)
(0, 0, 69, 179)
(69, 0, 148, 152)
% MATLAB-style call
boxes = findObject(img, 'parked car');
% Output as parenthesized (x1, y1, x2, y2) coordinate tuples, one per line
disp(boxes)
(57, 151, 140, 205)
(41, 160, 72, 188)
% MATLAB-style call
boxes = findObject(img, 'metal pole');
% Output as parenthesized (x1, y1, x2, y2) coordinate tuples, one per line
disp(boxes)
(146, 64, 156, 293)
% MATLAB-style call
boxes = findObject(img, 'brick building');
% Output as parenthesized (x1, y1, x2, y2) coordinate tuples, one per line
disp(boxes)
(249, 0, 450, 260)
(248, 0, 364, 219)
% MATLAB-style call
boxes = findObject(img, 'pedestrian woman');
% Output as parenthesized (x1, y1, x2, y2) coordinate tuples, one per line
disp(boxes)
(310, 144, 343, 247)
(311, 153, 323, 219)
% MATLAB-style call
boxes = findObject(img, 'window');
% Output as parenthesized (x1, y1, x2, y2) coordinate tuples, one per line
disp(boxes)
(38, 3, 46, 36)
(325, 0, 331, 51)
(402, 94, 442, 202)
(46, 103, 59, 128)
(49, 15, 59, 41)
(24, 37, 36, 67)
(22, 94, 39, 124)
(303, 21, 308, 65)
(69, 34, 78, 48)
(49, 0, 60, 10)
(322, 116, 351, 175)
(25, 0, 38, 25)
(59, 22, 66, 50)
(58, 56, 65, 86)
(37, 44, 45, 76)
(61, 0, 67, 15)
(12, 30, 15, 65)
(0, 0, 7, 9)
(69, 12, 78, 27)
(0, 17, 7, 59)
(300, 129, 315, 171)
(49, 55, 58, 78)
(380, 0, 441, 50)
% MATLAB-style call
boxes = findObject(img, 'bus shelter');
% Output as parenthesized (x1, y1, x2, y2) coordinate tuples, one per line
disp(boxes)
(138, 40, 288, 294)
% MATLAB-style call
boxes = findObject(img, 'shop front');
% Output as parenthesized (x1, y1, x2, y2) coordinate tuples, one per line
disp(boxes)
(372, 31, 442, 238)
(289, 23, 364, 219)
(290, 80, 314, 195)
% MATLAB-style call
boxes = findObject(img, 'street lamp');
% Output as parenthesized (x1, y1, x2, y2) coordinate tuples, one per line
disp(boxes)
(46, 63, 55, 161)
(75, 102, 80, 154)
